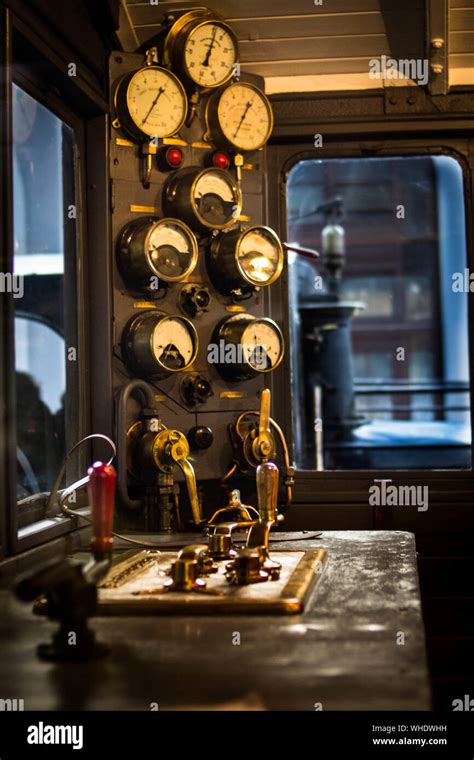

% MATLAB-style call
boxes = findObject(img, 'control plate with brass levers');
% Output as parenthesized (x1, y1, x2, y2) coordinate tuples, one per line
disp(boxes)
(97, 546, 327, 615)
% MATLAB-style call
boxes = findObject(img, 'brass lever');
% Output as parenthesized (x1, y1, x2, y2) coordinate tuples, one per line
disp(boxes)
(252, 388, 275, 463)
(152, 430, 202, 525)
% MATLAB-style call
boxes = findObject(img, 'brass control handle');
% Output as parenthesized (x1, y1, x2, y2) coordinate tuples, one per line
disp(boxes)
(256, 460, 279, 524)
(153, 430, 202, 525)
(252, 388, 275, 463)
(175, 457, 201, 525)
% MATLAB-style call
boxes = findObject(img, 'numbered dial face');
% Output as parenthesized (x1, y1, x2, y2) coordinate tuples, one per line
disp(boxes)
(237, 228, 283, 286)
(146, 220, 197, 281)
(184, 21, 237, 88)
(215, 82, 273, 151)
(193, 169, 240, 227)
(152, 316, 196, 371)
(241, 319, 284, 372)
(124, 66, 187, 138)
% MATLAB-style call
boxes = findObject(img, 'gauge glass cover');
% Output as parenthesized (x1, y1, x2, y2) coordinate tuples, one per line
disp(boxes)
(147, 221, 196, 280)
(126, 67, 187, 138)
(193, 169, 238, 227)
(184, 22, 237, 88)
(242, 320, 283, 372)
(238, 229, 281, 285)
(152, 317, 195, 371)
(217, 82, 272, 151)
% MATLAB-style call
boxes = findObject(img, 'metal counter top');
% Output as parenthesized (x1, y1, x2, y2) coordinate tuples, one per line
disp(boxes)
(0, 531, 430, 710)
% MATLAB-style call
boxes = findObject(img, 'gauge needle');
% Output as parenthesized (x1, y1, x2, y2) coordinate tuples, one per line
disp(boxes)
(141, 86, 165, 125)
(202, 26, 217, 67)
(233, 100, 253, 138)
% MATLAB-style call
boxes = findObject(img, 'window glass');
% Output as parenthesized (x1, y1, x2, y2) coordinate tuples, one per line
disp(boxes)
(13, 84, 77, 497)
(287, 155, 471, 470)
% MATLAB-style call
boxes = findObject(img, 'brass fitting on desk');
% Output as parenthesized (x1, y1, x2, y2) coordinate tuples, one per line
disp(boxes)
(225, 548, 269, 585)
(208, 522, 239, 561)
(164, 544, 217, 592)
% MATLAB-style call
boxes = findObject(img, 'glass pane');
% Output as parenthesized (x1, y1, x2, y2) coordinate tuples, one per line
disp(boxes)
(13, 84, 77, 498)
(287, 155, 471, 470)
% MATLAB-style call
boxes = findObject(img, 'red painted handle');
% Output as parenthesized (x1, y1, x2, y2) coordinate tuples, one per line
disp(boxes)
(88, 461, 116, 557)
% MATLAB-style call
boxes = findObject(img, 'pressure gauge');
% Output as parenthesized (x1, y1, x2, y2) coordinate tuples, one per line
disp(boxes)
(164, 10, 238, 90)
(212, 314, 284, 379)
(117, 217, 198, 289)
(208, 226, 284, 293)
(205, 82, 273, 152)
(114, 66, 187, 141)
(122, 311, 198, 378)
(163, 167, 242, 231)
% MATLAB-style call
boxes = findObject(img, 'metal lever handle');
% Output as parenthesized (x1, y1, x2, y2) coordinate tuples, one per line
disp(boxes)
(256, 460, 279, 524)
(88, 461, 116, 558)
(175, 457, 201, 526)
(153, 430, 202, 525)
(252, 388, 275, 463)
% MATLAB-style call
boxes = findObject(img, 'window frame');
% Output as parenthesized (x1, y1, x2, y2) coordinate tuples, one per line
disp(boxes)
(0, 6, 112, 555)
(266, 105, 474, 512)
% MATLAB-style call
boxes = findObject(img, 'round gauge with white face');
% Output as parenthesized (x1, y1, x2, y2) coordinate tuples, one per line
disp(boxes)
(152, 316, 196, 371)
(242, 319, 284, 372)
(212, 314, 284, 379)
(183, 21, 237, 88)
(237, 227, 283, 286)
(114, 66, 187, 141)
(206, 82, 273, 152)
(117, 217, 198, 289)
(193, 169, 238, 227)
(122, 311, 198, 378)
(208, 226, 284, 294)
(163, 167, 242, 231)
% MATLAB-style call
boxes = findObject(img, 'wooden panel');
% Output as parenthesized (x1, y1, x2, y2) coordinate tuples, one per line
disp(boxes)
(450, 8, 474, 30)
(450, 30, 474, 51)
(236, 58, 375, 77)
(126, 0, 402, 16)
(450, 0, 474, 8)
(230, 14, 386, 40)
(236, 36, 391, 62)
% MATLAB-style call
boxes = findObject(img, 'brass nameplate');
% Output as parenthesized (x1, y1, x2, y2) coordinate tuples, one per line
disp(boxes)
(130, 205, 160, 214)
(97, 548, 327, 615)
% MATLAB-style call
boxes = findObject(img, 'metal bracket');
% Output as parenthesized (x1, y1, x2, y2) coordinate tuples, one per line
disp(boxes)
(427, 0, 448, 95)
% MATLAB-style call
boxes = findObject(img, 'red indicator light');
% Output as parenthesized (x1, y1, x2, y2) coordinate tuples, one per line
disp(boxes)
(166, 147, 184, 167)
(212, 151, 230, 170)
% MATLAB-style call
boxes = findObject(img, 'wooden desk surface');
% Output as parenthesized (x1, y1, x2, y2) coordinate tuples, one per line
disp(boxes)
(0, 531, 430, 710)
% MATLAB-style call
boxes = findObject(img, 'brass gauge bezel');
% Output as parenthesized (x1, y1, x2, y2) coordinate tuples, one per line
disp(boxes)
(117, 217, 199, 287)
(212, 314, 285, 379)
(122, 310, 199, 378)
(163, 167, 242, 231)
(204, 81, 274, 152)
(113, 65, 188, 142)
(209, 225, 284, 293)
(164, 10, 239, 90)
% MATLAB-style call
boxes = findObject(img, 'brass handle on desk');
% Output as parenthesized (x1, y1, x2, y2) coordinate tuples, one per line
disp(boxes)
(252, 388, 274, 463)
(152, 430, 202, 525)
(257, 460, 279, 524)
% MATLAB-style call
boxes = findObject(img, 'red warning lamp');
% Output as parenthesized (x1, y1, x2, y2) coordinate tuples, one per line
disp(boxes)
(212, 151, 230, 170)
(165, 146, 184, 168)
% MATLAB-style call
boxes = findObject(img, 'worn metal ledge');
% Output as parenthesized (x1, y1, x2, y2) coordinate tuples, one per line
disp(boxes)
(0, 531, 430, 710)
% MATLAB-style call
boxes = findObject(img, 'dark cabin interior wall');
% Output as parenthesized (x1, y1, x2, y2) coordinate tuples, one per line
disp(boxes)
(0, 0, 473, 710)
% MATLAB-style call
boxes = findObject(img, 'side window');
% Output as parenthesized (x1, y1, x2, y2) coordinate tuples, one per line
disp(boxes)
(286, 155, 471, 470)
(12, 83, 78, 500)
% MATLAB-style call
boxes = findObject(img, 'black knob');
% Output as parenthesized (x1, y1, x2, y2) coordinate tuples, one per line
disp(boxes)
(179, 285, 211, 317)
(181, 373, 213, 406)
(188, 426, 214, 451)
